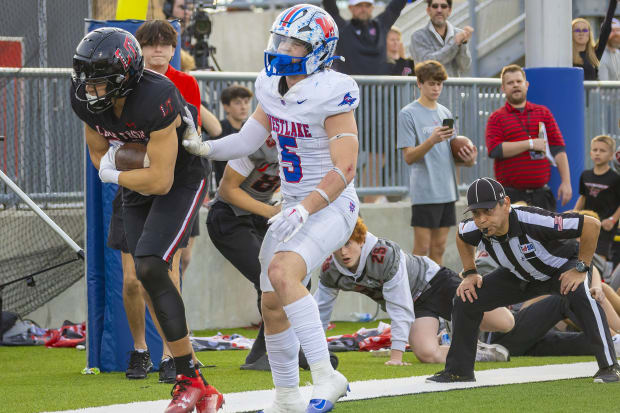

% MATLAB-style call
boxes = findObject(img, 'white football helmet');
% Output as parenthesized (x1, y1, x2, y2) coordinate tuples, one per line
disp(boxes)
(264, 4, 341, 77)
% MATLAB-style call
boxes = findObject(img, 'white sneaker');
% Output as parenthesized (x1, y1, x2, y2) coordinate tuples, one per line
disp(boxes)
(613, 335, 620, 357)
(307, 370, 349, 412)
(475, 341, 510, 362)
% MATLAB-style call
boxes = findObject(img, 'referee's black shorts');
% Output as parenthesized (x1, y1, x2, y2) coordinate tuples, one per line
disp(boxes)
(414, 267, 461, 320)
(122, 179, 207, 263)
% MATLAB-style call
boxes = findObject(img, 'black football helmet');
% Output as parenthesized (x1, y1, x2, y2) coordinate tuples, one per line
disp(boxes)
(72, 27, 144, 113)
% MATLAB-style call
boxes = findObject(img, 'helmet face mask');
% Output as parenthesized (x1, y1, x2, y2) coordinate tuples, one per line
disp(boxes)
(72, 28, 144, 113)
(264, 4, 341, 77)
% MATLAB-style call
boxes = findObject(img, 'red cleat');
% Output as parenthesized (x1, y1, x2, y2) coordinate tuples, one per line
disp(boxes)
(164, 374, 206, 413)
(195, 384, 225, 413)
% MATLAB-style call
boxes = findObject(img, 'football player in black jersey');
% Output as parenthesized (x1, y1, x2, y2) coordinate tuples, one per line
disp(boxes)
(70, 28, 223, 413)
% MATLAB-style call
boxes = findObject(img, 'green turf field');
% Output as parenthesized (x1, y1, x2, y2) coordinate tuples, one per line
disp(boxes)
(0, 321, 614, 413)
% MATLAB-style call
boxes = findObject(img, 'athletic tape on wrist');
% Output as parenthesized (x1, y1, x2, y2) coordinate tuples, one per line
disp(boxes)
(313, 188, 330, 205)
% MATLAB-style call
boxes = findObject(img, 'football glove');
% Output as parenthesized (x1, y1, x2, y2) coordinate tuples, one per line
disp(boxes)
(268, 204, 309, 243)
(181, 106, 212, 157)
(99, 143, 121, 184)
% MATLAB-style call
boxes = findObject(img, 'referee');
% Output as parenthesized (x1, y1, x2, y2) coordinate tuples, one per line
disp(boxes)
(427, 177, 620, 383)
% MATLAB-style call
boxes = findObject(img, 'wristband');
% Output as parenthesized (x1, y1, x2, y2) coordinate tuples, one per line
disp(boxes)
(528, 139, 533, 150)
(462, 268, 478, 277)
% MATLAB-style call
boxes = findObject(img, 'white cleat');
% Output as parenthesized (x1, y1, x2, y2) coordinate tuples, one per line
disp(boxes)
(475, 341, 510, 362)
(306, 370, 349, 413)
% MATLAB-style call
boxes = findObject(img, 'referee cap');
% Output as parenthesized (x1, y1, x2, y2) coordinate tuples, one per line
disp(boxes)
(465, 178, 506, 212)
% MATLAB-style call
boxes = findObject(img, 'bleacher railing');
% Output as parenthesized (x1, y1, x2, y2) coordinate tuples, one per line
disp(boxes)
(0, 68, 618, 203)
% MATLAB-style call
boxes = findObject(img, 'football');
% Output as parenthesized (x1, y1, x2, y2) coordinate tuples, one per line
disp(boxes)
(115, 143, 149, 171)
(450, 136, 475, 162)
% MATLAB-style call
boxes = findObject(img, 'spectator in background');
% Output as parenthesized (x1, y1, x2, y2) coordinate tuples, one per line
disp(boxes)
(397, 60, 477, 265)
(573, 135, 620, 263)
(486, 64, 571, 211)
(210, 85, 253, 187)
(387, 26, 415, 76)
(410, 0, 473, 78)
(599, 18, 620, 81)
(571, 0, 617, 81)
(323, 0, 411, 75)
(163, 0, 193, 51)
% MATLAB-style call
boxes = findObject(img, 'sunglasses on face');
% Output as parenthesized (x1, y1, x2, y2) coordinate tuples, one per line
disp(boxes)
(573, 28, 589, 33)
(431, 3, 449, 9)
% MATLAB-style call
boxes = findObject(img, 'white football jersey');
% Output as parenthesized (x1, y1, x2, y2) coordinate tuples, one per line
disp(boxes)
(254, 69, 360, 202)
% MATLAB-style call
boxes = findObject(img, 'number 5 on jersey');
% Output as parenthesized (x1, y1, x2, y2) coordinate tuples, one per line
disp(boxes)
(277, 135, 302, 183)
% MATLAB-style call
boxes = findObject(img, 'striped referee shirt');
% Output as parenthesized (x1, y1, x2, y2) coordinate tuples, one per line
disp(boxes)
(459, 206, 583, 282)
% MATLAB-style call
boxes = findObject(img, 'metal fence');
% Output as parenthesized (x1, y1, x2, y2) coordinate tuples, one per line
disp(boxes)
(1, 68, 619, 203)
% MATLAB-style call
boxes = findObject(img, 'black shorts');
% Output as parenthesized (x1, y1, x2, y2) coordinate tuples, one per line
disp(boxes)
(414, 267, 461, 320)
(107, 188, 129, 253)
(596, 227, 614, 258)
(190, 214, 201, 237)
(504, 186, 556, 211)
(206, 201, 268, 291)
(122, 179, 207, 263)
(411, 202, 456, 228)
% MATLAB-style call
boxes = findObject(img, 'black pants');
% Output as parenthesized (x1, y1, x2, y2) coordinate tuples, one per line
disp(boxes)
(504, 186, 556, 211)
(446, 268, 616, 376)
(491, 295, 594, 357)
(206, 201, 267, 311)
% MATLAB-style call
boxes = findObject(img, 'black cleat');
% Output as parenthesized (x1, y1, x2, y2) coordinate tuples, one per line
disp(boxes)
(126, 350, 153, 379)
(593, 365, 620, 383)
(159, 357, 176, 383)
(240, 353, 271, 371)
(425, 369, 476, 383)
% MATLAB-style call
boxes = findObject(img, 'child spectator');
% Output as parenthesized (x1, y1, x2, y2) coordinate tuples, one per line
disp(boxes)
(574, 135, 620, 261)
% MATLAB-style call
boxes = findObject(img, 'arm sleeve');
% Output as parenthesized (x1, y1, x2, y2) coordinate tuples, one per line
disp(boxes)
(410, 30, 460, 66)
(382, 257, 415, 352)
(458, 219, 483, 246)
(208, 117, 269, 161)
(322, 0, 346, 28)
(578, 172, 586, 196)
(227, 156, 254, 178)
(377, 0, 408, 29)
(314, 281, 340, 331)
(596, 0, 618, 60)
(489, 144, 503, 159)
(455, 41, 472, 74)
(485, 111, 505, 155)
(396, 109, 418, 149)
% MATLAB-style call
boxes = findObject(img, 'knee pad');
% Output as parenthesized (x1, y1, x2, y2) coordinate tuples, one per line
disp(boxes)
(134, 256, 188, 342)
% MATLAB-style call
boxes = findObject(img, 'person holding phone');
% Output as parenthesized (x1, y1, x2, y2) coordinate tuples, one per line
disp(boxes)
(397, 60, 477, 265)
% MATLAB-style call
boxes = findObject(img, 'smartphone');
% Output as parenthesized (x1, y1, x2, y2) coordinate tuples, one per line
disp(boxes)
(442, 118, 454, 129)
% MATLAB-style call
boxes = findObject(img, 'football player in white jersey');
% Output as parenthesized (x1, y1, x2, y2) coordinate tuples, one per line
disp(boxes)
(182, 4, 359, 412)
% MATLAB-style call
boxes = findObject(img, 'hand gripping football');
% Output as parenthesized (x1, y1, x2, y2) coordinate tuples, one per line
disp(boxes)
(450, 136, 475, 162)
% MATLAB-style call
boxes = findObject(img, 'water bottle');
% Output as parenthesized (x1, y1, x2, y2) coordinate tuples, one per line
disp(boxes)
(350, 312, 372, 322)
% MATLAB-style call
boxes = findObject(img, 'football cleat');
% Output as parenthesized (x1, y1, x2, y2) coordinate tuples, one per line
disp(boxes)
(425, 369, 476, 383)
(164, 374, 206, 413)
(306, 370, 349, 412)
(195, 384, 225, 413)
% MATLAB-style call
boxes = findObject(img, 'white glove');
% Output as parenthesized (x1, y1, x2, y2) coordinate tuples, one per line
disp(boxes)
(181, 106, 212, 157)
(99, 144, 121, 184)
(268, 204, 309, 243)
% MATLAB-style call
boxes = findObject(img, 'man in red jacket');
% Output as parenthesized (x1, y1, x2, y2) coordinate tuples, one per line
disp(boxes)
(485, 64, 572, 211)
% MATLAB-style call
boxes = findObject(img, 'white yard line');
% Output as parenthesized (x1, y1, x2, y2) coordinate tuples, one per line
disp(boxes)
(46, 361, 599, 413)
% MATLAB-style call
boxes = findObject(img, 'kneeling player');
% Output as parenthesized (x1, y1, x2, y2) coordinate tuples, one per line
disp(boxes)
(315, 217, 514, 365)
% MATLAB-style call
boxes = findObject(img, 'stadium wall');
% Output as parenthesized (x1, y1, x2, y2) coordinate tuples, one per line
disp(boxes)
(23, 200, 466, 330)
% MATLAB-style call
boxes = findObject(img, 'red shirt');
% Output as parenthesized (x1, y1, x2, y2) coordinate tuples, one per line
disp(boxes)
(164, 65, 202, 127)
(485, 101, 564, 190)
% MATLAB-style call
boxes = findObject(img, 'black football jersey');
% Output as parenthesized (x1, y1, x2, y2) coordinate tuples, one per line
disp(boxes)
(70, 69, 205, 185)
